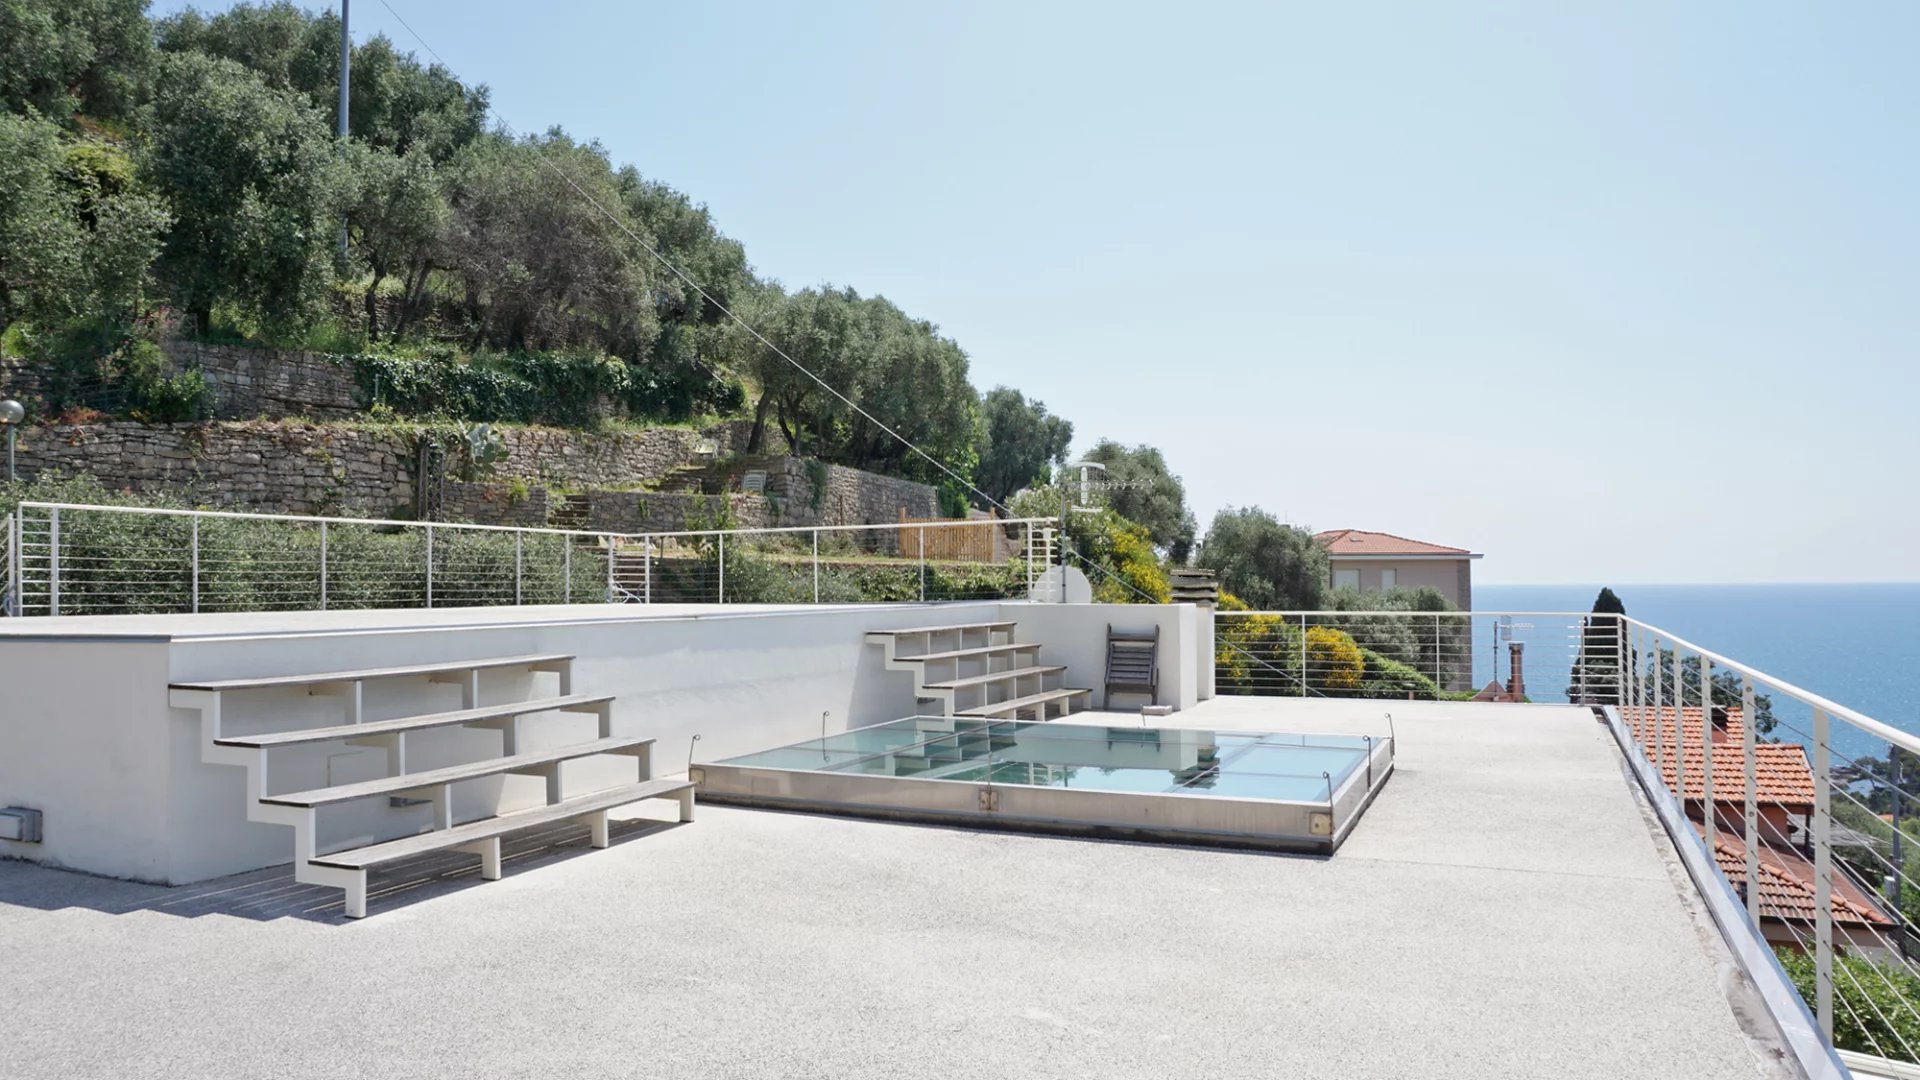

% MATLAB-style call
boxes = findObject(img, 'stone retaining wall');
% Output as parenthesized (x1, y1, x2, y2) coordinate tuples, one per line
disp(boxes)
(10, 419, 931, 535)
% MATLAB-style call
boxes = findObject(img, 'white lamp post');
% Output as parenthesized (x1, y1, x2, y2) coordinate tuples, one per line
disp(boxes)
(0, 399, 23, 483)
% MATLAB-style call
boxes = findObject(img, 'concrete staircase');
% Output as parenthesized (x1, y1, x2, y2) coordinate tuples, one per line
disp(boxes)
(865, 621, 1091, 720)
(168, 654, 691, 918)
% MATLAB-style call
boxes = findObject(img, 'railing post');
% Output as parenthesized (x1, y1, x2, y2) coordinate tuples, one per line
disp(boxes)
(1433, 613, 1443, 689)
(643, 536, 652, 604)
(1298, 614, 1308, 698)
(1024, 523, 1033, 597)
(606, 536, 615, 601)
(1613, 616, 1625, 706)
(1700, 653, 1715, 852)
(1813, 705, 1834, 1040)
(919, 525, 927, 602)
(189, 517, 200, 614)
(812, 529, 820, 603)
(717, 533, 725, 603)
(319, 521, 328, 611)
(424, 524, 434, 609)
(48, 507, 59, 617)
(5, 511, 17, 616)
(1742, 674, 1759, 928)
(1650, 634, 1663, 774)
(514, 530, 523, 606)
(563, 537, 571, 604)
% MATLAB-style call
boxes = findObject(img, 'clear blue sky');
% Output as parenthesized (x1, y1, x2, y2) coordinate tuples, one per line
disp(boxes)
(157, 1, 1920, 584)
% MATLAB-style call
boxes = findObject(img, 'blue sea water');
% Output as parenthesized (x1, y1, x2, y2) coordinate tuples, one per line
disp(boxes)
(1475, 583, 1920, 764)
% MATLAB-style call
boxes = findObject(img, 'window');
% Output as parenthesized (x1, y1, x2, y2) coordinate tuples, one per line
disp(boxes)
(1379, 568, 1397, 590)
(1333, 568, 1361, 591)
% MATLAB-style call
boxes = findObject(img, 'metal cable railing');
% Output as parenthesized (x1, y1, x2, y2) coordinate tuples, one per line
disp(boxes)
(2, 501, 1058, 616)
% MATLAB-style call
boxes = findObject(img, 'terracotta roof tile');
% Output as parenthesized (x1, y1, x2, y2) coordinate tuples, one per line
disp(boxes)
(1700, 823, 1895, 928)
(1313, 529, 1476, 557)
(1622, 706, 1816, 808)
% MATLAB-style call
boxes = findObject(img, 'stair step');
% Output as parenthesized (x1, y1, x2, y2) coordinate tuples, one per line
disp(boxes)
(171, 653, 572, 694)
(213, 694, 614, 749)
(309, 778, 693, 871)
(260, 736, 655, 808)
(922, 665, 1066, 691)
(955, 688, 1092, 719)
(894, 643, 1043, 663)
(867, 621, 1016, 639)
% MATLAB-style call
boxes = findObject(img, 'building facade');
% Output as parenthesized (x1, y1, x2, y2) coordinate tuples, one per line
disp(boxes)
(1313, 528, 1482, 609)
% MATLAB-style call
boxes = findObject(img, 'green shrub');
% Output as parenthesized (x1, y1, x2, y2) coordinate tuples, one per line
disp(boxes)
(1777, 949, 1920, 1063)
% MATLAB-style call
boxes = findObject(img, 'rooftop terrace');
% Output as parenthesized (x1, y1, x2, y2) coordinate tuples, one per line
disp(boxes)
(0, 696, 1794, 1079)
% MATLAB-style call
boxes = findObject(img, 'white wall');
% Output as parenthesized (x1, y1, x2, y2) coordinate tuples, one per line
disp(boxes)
(0, 634, 176, 880)
(2, 599, 1209, 884)
(1004, 602, 1200, 712)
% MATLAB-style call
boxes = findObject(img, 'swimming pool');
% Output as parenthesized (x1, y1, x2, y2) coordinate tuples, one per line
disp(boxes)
(695, 717, 1394, 853)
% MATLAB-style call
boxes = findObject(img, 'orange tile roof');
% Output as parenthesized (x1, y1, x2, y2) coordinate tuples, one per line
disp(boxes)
(1700, 822, 1895, 928)
(1313, 529, 1477, 557)
(1621, 706, 1816, 808)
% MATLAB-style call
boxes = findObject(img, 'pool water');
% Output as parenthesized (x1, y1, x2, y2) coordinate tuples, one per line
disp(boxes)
(719, 718, 1376, 804)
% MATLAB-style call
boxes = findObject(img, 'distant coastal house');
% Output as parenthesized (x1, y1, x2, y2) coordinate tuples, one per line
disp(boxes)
(1627, 706, 1900, 957)
(1312, 529, 1482, 608)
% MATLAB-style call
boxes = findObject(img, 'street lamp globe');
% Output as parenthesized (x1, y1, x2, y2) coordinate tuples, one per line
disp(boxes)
(0, 399, 22, 426)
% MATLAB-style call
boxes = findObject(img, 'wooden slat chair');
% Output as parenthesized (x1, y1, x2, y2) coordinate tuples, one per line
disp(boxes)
(1104, 624, 1159, 708)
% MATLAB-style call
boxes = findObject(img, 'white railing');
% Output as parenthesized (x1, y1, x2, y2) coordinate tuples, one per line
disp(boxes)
(2, 510, 16, 617)
(1217, 607, 1920, 1069)
(1214, 608, 1593, 700)
(2, 501, 1059, 616)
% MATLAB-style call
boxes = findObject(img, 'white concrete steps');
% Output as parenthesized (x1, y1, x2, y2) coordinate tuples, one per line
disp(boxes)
(310, 778, 695, 918)
(212, 694, 615, 749)
(865, 620, 1089, 720)
(259, 736, 655, 808)
(168, 652, 691, 918)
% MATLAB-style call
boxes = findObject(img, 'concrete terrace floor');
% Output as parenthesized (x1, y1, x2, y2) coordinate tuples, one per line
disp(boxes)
(0, 698, 1790, 1080)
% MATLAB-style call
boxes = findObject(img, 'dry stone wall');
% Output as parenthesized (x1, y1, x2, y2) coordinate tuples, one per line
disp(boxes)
(10, 419, 932, 535)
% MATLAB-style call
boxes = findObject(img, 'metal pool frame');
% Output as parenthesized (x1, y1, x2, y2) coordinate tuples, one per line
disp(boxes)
(691, 717, 1396, 854)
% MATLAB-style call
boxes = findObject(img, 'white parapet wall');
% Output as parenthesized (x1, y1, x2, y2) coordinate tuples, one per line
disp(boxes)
(0, 600, 1205, 884)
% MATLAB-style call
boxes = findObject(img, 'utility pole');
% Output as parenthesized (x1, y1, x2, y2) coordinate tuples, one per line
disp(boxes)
(337, 0, 351, 253)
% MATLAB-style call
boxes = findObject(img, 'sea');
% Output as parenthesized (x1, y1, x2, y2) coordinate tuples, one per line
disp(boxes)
(1475, 583, 1920, 765)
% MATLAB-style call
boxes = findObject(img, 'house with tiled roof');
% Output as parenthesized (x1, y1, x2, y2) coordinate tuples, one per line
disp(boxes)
(1626, 706, 1899, 957)
(1312, 529, 1481, 609)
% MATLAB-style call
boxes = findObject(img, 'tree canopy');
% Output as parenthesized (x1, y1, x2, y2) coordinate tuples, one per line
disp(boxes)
(1194, 507, 1328, 611)
(975, 388, 1073, 504)
(1081, 440, 1196, 562)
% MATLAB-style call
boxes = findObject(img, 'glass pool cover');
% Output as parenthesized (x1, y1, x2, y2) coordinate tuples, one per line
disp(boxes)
(717, 717, 1376, 804)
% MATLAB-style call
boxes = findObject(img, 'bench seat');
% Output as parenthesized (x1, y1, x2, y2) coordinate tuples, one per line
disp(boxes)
(213, 693, 613, 749)
(170, 653, 572, 693)
(260, 735, 654, 808)
(896, 643, 1042, 663)
(864, 621, 1015, 639)
(922, 665, 1065, 691)
(311, 778, 694, 917)
(955, 687, 1091, 720)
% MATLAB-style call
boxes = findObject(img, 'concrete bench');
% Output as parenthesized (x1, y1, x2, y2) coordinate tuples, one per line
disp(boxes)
(171, 654, 576, 734)
(865, 621, 1016, 639)
(214, 693, 615, 754)
(169, 653, 573, 694)
(956, 687, 1091, 720)
(260, 735, 655, 809)
(310, 778, 694, 918)
(896, 642, 1041, 663)
(922, 665, 1065, 691)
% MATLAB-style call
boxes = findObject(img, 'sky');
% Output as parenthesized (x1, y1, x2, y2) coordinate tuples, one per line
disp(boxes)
(155, 1, 1920, 584)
